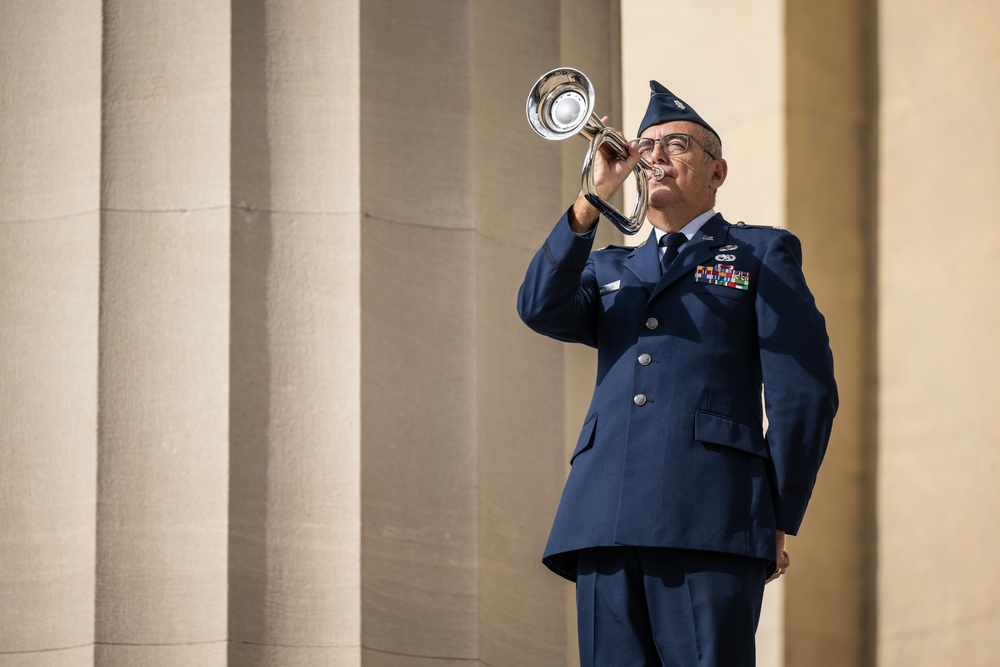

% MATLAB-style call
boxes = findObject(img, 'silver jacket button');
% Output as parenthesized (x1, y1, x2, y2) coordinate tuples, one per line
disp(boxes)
(638, 353, 652, 366)
(633, 394, 647, 406)
(645, 317, 659, 330)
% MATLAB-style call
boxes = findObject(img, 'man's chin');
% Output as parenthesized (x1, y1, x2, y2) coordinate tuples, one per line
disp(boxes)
(647, 189, 676, 208)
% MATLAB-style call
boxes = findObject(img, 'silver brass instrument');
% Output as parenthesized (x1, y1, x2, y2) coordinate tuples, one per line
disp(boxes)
(526, 67, 665, 235)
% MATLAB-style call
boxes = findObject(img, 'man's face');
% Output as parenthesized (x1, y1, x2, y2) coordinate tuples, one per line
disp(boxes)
(640, 120, 725, 216)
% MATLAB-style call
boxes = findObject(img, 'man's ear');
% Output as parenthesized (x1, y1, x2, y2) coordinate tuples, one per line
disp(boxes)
(711, 158, 728, 189)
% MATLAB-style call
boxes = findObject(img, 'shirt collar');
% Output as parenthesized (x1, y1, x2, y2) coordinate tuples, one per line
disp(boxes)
(653, 209, 716, 245)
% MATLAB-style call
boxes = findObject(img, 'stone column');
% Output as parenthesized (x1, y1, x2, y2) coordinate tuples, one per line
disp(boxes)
(95, 2, 230, 665)
(228, 1, 361, 665)
(472, 0, 624, 663)
(785, 1, 872, 665)
(0, 2, 101, 665)
(877, 2, 1000, 665)
(359, 2, 479, 664)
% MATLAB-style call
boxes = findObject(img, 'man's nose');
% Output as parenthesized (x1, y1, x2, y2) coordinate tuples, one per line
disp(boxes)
(648, 142, 671, 163)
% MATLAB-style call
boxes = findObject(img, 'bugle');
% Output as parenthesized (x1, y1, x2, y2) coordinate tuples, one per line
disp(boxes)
(525, 67, 664, 235)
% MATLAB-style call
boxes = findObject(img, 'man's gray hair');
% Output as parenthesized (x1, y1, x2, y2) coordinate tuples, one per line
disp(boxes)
(701, 130, 722, 162)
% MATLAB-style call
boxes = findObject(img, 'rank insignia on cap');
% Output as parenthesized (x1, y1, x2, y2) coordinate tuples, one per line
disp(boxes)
(638, 81, 720, 145)
(694, 264, 750, 291)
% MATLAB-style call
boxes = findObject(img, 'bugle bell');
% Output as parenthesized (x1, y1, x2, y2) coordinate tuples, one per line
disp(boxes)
(525, 67, 664, 235)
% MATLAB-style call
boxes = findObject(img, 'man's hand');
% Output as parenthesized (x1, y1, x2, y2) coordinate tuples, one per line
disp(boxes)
(568, 117, 642, 234)
(765, 530, 790, 585)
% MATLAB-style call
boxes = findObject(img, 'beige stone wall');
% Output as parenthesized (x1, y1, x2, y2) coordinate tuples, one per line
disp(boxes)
(877, 1, 1000, 666)
(621, 1, 998, 667)
(3, 1, 998, 666)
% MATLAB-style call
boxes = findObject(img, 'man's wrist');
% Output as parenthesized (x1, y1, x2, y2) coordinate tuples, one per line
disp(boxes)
(569, 192, 599, 234)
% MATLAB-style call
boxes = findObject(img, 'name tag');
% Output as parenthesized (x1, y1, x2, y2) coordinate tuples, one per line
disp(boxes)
(599, 280, 621, 296)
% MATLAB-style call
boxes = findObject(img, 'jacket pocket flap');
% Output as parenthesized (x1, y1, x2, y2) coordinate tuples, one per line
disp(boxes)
(694, 410, 766, 457)
(570, 413, 597, 464)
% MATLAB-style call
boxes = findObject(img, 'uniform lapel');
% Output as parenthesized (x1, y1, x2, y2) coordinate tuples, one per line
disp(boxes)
(648, 214, 731, 302)
(623, 228, 662, 293)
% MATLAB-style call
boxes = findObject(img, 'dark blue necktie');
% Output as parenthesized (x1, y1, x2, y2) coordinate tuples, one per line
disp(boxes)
(659, 232, 687, 274)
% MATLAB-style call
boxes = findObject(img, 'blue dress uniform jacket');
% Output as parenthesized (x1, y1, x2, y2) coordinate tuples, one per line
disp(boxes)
(517, 211, 838, 581)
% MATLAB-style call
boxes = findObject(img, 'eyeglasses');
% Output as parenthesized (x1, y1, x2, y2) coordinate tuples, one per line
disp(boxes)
(636, 133, 717, 161)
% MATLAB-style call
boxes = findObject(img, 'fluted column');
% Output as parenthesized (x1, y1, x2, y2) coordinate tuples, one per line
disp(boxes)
(228, 1, 361, 665)
(474, 1, 570, 663)
(358, 2, 480, 664)
(0, 2, 101, 665)
(95, 2, 230, 665)
(473, 2, 626, 665)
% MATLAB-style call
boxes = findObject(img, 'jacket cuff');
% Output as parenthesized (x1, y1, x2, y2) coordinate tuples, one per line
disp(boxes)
(542, 208, 596, 272)
(775, 487, 811, 535)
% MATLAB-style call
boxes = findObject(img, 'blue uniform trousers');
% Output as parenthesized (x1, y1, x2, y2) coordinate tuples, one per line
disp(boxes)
(575, 546, 768, 667)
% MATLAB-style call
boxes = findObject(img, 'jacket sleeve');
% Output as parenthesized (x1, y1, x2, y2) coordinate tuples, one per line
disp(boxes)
(755, 231, 839, 534)
(516, 210, 601, 348)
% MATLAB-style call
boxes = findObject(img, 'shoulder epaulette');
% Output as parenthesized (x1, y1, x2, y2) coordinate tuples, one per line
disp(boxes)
(596, 240, 646, 252)
(732, 221, 784, 231)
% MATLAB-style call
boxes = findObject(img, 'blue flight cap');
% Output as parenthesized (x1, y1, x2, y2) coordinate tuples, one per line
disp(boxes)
(637, 80, 720, 148)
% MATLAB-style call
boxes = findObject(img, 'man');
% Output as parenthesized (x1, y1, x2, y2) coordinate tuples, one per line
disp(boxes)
(517, 81, 838, 666)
